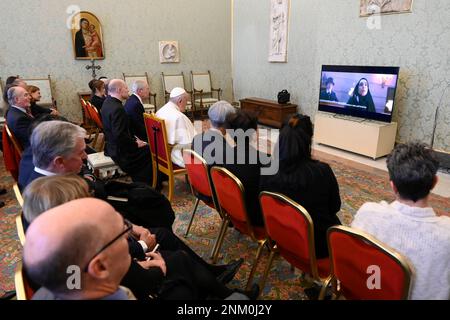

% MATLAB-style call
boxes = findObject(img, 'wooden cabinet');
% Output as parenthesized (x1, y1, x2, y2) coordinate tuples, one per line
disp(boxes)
(240, 97, 298, 128)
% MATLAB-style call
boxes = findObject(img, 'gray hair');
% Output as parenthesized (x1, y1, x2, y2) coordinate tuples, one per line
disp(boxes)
(31, 121, 86, 169)
(208, 100, 235, 128)
(387, 142, 439, 202)
(131, 80, 148, 94)
(7, 87, 19, 106)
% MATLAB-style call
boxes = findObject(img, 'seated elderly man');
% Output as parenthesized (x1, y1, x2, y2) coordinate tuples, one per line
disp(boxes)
(124, 80, 150, 142)
(155, 87, 196, 168)
(24, 198, 135, 300)
(352, 142, 450, 300)
(192, 100, 236, 166)
(102, 79, 153, 184)
(5, 86, 34, 149)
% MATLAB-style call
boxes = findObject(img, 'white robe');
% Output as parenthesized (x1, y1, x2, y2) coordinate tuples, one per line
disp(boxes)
(156, 101, 196, 167)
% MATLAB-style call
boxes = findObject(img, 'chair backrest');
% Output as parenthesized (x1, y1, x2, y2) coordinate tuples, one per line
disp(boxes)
(14, 261, 36, 300)
(162, 72, 186, 95)
(86, 101, 103, 129)
(16, 212, 26, 246)
(259, 191, 321, 279)
(22, 75, 55, 107)
(182, 149, 218, 209)
(327, 226, 412, 300)
(210, 166, 258, 238)
(123, 73, 155, 105)
(2, 124, 22, 181)
(191, 71, 212, 93)
(143, 113, 172, 173)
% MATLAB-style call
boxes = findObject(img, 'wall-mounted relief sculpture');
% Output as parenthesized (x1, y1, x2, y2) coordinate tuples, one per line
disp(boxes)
(360, 0, 413, 17)
(159, 41, 180, 63)
(268, 0, 289, 63)
(71, 11, 105, 60)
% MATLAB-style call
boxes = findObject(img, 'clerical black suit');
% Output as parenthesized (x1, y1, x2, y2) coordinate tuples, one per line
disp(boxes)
(101, 96, 153, 184)
(5, 107, 34, 149)
(124, 94, 148, 142)
(319, 89, 339, 102)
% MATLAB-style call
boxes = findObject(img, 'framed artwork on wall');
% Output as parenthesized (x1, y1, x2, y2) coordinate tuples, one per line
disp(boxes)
(159, 41, 180, 63)
(268, 0, 290, 63)
(360, 0, 413, 17)
(71, 11, 105, 60)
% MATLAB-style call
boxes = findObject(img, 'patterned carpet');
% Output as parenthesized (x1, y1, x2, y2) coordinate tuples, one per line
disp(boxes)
(0, 151, 448, 299)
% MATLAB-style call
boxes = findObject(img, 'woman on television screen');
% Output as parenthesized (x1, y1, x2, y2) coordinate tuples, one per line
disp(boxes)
(346, 78, 376, 113)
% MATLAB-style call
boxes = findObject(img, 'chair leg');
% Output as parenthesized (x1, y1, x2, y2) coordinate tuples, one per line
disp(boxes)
(211, 218, 230, 264)
(184, 198, 200, 238)
(246, 239, 267, 291)
(168, 174, 175, 203)
(258, 247, 277, 299)
(210, 216, 227, 259)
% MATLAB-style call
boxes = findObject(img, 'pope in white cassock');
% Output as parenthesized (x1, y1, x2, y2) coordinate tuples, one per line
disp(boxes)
(156, 87, 197, 167)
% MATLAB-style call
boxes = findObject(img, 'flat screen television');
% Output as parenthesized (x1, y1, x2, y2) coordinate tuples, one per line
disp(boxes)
(318, 65, 400, 123)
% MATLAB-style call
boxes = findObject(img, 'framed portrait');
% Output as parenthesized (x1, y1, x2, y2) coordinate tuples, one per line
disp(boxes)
(70, 11, 105, 60)
(360, 0, 413, 17)
(159, 41, 180, 63)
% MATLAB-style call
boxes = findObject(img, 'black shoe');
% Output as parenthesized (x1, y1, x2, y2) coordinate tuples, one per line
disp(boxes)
(0, 201, 5, 209)
(234, 284, 260, 300)
(216, 258, 244, 284)
(0, 188, 7, 195)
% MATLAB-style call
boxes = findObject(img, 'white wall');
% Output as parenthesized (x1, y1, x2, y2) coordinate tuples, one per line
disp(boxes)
(0, 0, 232, 122)
(233, 0, 450, 152)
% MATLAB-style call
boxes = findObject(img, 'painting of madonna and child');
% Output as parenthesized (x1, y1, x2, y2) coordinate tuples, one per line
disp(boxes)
(71, 12, 105, 60)
(318, 65, 399, 123)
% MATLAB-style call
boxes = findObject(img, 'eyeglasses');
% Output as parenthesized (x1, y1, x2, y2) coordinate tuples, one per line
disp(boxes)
(83, 218, 132, 272)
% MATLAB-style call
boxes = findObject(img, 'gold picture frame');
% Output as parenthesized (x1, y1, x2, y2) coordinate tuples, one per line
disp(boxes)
(71, 11, 105, 60)
(360, 0, 413, 17)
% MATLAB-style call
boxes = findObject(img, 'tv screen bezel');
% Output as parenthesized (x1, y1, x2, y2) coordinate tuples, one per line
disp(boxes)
(318, 65, 400, 123)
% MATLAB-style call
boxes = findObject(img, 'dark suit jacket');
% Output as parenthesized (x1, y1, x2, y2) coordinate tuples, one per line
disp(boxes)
(5, 107, 34, 150)
(18, 147, 34, 191)
(101, 96, 150, 174)
(30, 102, 51, 118)
(90, 95, 106, 113)
(319, 90, 339, 102)
(124, 94, 147, 142)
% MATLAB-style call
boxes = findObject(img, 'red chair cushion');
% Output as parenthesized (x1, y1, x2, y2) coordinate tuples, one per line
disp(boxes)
(329, 231, 409, 300)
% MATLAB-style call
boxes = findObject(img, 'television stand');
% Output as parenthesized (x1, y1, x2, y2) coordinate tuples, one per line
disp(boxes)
(314, 112, 397, 160)
(332, 114, 367, 123)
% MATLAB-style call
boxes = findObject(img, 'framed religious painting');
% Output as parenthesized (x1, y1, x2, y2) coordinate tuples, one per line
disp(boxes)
(268, 0, 290, 62)
(360, 0, 413, 17)
(70, 11, 105, 60)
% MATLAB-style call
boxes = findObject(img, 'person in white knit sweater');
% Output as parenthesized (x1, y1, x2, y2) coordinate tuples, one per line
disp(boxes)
(352, 142, 450, 300)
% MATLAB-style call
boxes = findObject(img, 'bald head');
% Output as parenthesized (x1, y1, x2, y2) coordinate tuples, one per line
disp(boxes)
(108, 79, 129, 101)
(24, 198, 130, 296)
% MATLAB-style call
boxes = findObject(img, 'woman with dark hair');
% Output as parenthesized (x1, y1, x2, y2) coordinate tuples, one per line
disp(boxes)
(27, 85, 59, 118)
(224, 110, 267, 227)
(88, 79, 106, 112)
(260, 114, 341, 258)
(346, 78, 376, 113)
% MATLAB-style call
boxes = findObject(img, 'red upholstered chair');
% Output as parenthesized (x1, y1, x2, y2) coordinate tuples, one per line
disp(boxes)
(2, 124, 23, 181)
(182, 149, 220, 239)
(14, 261, 36, 300)
(144, 113, 187, 203)
(325, 226, 412, 300)
(259, 191, 331, 298)
(210, 166, 267, 290)
(85, 101, 105, 151)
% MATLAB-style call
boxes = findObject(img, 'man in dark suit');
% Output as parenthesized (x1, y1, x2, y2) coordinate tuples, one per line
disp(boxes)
(101, 79, 153, 184)
(319, 77, 339, 102)
(5, 86, 34, 149)
(124, 80, 149, 142)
